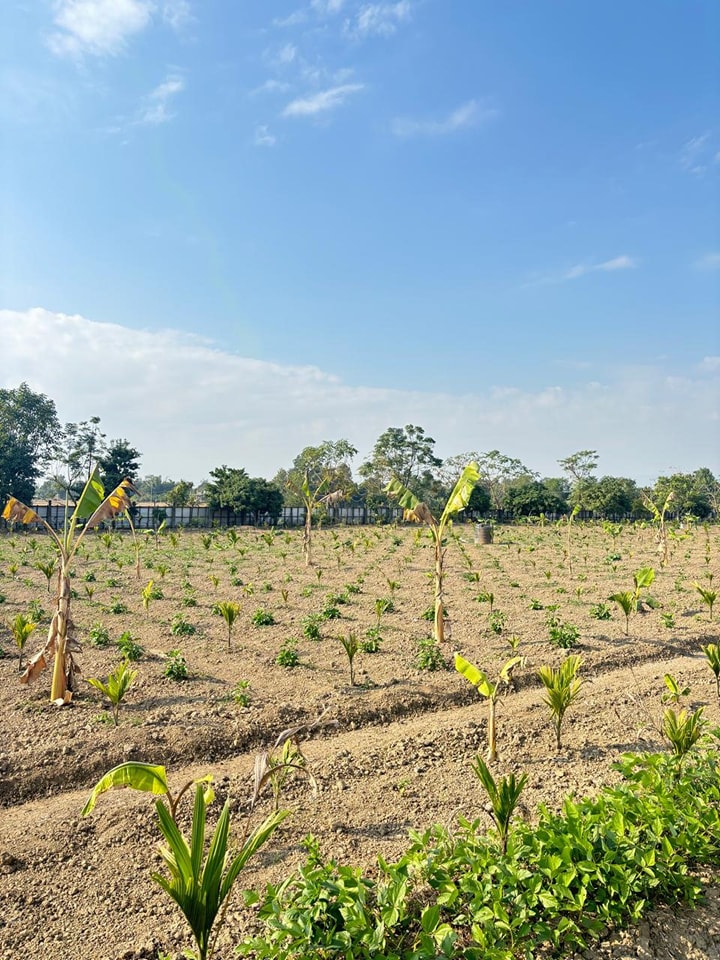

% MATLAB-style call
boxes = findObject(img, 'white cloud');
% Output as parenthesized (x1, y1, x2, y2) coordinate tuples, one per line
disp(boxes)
(273, 10, 308, 28)
(679, 132, 717, 176)
(48, 0, 155, 58)
(347, 1, 412, 38)
(1, 308, 718, 485)
(254, 124, 277, 147)
(276, 42, 298, 65)
(282, 83, 364, 117)
(531, 255, 637, 284)
(162, 0, 193, 32)
(312, 0, 346, 15)
(392, 100, 496, 137)
(135, 72, 185, 125)
(696, 252, 720, 270)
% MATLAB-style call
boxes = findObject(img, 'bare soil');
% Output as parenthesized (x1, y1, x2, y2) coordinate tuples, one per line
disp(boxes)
(0, 522, 718, 960)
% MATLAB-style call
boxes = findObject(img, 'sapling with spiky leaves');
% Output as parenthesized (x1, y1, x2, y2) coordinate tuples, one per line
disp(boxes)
(662, 707, 707, 759)
(35, 558, 57, 593)
(702, 643, 720, 699)
(87, 659, 137, 726)
(82, 762, 287, 960)
(471, 755, 527, 854)
(9, 613, 37, 669)
(214, 600, 241, 652)
(693, 582, 716, 621)
(642, 491, 674, 567)
(338, 631, 360, 686)
(538, 655, 583, 750)
(455, 653, 524, 762)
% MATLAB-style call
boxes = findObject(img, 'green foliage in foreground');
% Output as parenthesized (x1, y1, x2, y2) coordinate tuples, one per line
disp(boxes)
(239, 735, 720, 960)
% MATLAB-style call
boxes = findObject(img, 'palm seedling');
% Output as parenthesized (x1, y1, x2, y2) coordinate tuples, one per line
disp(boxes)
(214, 600, 242, 652)
(338, 631, 360, 686)
(82, 762, 287, 960)
(455, 653, 524, 762)
(662, 707, 707, 759)
(87, 659, 138, 726)
(538, 655, 583, 750)
(35, 558, 57, 593)
(609, 591, 635, 635)
(693, 582, 716, 621)
(471, 755, 528, 854)
(9, 613, 37, 669)
(702, 643, 720, 699)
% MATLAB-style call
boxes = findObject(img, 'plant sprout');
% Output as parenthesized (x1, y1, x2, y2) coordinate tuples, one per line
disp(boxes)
(538, 655, 583, 750)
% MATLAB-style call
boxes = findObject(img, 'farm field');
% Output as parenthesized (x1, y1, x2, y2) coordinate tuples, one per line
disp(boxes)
(0, 521, 719, 960)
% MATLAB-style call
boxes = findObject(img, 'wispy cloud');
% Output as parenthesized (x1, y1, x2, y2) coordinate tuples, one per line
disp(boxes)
(136, 72, 185, 125)
(346, 1, 412, 38)
(679, 132, 719, 176)
(312, 0, 346, 15)
(162, 0, 193, 32)
(47, 0, 155, 58)
(282, 83, 364, 117)
(526, 256, 638, 287)
(392, 99, 495, 137)
(254, 124, 277, 147)
(695, 252, 720, 270)
(273, 10, 308, 28)
(2, 308, 717, 484)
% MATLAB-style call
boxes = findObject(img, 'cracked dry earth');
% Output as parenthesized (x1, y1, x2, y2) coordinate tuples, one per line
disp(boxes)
(0, 522, 718, 959)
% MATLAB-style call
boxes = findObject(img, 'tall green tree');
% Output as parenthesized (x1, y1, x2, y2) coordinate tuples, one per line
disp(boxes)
(205, 467, 283, 525)
(166, 480, 196, 507)
(359, 425, 441, 511)
(98, 439, 141, 493)
(0, 383, 60, 501)
(475, 450, 535, 512)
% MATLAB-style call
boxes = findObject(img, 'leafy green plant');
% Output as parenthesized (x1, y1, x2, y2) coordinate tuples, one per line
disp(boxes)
(171, 613, 197, 636)
(8, 613, 37, 669)
(693, 581, 716, 621)
(108, 597, 128, 615)
(276, 640, 299, 668)
(301, 614, 323, 641)
(213, 600, 241, 651)
(589, 602, 611, 620)
(415, 637, 446, 671)
(609, 590, 635, 635)
(488, 610, 506, 635)
(528, 598, 544, 610)
(251, 608, 275, 627)
(231, 679, 252, 707)
(82, 762, 287, 960)
(362, 626, 383, 653)
(701, 643, 720, 699)
(471, 755, 527, 853)
(538, 655, 583, 750)
(546, 615, 580, 648)
(87, 660, 137, 726)
(475, 590, 494, 613)
(385, 462, 480, 644)
(117, 631, 144, 662)
(87, 621, 110, 647)
(141, 578, 162, 614)
(455, 653, 524, 761)
(164, 649, 188, 681)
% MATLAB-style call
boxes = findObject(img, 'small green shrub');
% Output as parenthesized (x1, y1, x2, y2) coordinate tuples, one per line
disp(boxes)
(108, 598, 128, 615)
(116, 632, 144, 662)
(231, 679, 252, 706)
(302, 614, 323, 641)
(252, 608, 275, 627)
(87, 622, 111, 647)
(589, 602, 611, 621)
(415, 638, 447, 671)
(362, 626, 383, 653)
(546, 615, 580, 648)
(276, 640, 299, 668)
(164, 649, 188, 681)
(171, 613, 196, 636)
(488, 610, 506, 635)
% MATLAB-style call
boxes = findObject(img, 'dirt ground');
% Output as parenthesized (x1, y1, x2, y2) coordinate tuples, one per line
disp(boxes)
(0, 521, 718, 960)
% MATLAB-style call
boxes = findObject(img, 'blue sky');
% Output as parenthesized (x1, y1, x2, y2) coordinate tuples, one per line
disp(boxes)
(1, 1, 719, 484)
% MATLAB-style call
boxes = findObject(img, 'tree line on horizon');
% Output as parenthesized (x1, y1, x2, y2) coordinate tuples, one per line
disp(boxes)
(1, 383, 718, 523)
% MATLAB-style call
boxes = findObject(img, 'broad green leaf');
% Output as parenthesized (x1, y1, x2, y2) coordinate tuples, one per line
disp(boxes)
(455, 654, 490, 695)
(499, 656, 524, 683)
(82, 761, 169, 815)
(85, 479, 135, 529)
(74, 467, 106, 520)
(384, 476, 421, 513)
(440, 462, 480, 526)
(634, 567, 655, 590)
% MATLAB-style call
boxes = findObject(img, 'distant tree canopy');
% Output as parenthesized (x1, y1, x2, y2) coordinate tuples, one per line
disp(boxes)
(205, 466, 283, 523)
(0, 383, 60, 502)
(98, 439, 142, 494)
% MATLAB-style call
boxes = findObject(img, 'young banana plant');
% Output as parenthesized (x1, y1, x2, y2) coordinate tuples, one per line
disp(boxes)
(2, 468, 137, 703)
(455, 652, 524, 761)
(386, 463, 480, 643)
